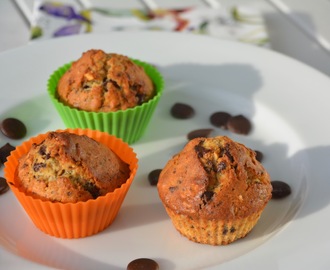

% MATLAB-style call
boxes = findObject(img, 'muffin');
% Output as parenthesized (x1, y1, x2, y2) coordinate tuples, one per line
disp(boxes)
(17, 131, 130, 203)
(4, 128, 138, 238)
(48, 49, 164, 144)
(57, 50, 155, 112)
(157, 136, 272, 245)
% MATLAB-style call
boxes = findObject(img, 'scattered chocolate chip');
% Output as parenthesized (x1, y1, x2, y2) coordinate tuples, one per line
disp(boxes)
(0, 177, 9, 195)
(271, 181, 291, 199)
(210, 111, 231, 128)
(148, 169, 162, 186)
(226, 115, 251, 135)
(0, 143, 15, 165)
(187, 128, 213, 140)
(127, 258, 159, 270)
(170, 103, 195, 119)
(0, 118, 27, 139)
(255, 150, 263, 162)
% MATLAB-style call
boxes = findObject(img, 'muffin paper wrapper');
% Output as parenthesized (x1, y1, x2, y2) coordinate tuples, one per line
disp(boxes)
(165, 207, 263, 245)
(4, 128, 138, 238)
(47, 60, 164, 144)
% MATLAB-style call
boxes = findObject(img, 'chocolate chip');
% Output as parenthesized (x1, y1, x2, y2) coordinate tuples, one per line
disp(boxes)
(201, 191, 214, 204)
(33, 162, 46, 172)
(83, 182, 100, 199)
(127, 258, 159, 270)
(187, 129, 213, 140)
(148, 169, 162, 186)
(0, 118, 27, 139)
(170, 103, 195, 119)
(137, 93, 147, 104)
(224, 144, 234, 163)
(38, 145, 46, 155)
(0, 143, 15, 165)
(226, 114, 251, 135)
(0, 177, 9, 195)
(194, 144, 210, 158)
(271, 181, 291, 199)
(109, 79, 120, 90)
(210, 111, 231, 128)
(255, 150, 263, 162)
(222, 226, 236, 235)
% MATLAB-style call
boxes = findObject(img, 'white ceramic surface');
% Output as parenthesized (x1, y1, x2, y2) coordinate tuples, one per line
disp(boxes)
(1, 32, 330, 269)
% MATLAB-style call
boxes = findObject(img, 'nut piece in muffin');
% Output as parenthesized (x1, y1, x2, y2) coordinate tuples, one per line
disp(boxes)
(17, 131, 130, 203)
(57, 49, 155, 112)
(157, 136, 272, 245)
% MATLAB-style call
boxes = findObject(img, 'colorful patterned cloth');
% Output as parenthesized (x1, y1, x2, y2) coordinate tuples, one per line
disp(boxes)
(30, 0, 269, 47)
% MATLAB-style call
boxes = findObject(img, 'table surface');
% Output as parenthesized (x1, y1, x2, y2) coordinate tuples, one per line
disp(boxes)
(1, 0, 330, 76)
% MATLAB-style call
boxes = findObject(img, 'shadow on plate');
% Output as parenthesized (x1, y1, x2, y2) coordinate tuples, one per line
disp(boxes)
(139, 62, 263, 144)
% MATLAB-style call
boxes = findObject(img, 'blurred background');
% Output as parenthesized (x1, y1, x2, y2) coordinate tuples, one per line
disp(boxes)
(1, 0, 330, 76)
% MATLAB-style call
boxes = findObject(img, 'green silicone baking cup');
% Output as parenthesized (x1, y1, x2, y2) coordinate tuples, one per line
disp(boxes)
(47, 60, 164, 144)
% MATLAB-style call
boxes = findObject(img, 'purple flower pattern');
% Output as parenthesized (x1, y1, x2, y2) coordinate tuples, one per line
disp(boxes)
(39, 2, 91, 22)
(37, 2, 91, 38)
(32, 1, 269, 46)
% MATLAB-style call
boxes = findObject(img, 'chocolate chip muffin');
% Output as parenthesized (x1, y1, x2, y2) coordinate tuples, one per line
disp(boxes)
(17, 131, 130, 203)
(57, 49, 155, 112)
(157, 136, 272, 245)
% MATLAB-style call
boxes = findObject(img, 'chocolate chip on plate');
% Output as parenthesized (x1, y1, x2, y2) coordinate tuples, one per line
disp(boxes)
(271, 180, 292, 199)
(0, 118, 27, 139)
(148, 169, 162, 186)
(0, 143, 15, 165)
(127, 258, 159, 270)
(187, 128, 213, 140)
(226, 114, 252, 135)
(0, 177, 9, 195)
(170, 103, 195, 119)
(210, 111, 231, 129)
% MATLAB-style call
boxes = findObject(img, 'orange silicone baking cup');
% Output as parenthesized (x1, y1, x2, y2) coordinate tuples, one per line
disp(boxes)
(4, 128, 138, 239)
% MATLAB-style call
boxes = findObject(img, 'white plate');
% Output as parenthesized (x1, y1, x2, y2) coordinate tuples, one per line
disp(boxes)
(1, 32, 330, 270)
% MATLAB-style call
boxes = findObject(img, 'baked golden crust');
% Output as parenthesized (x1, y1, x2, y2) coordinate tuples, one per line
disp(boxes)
(157, 136, 272, 245)
(17, 132, 130, 203)
(57, 49, 155, 112)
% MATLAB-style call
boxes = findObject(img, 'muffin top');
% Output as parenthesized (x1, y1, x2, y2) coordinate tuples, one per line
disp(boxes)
(57, 49, 155, 112)
(17, 132, 130, 203)
(157, 136, 272, 220)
